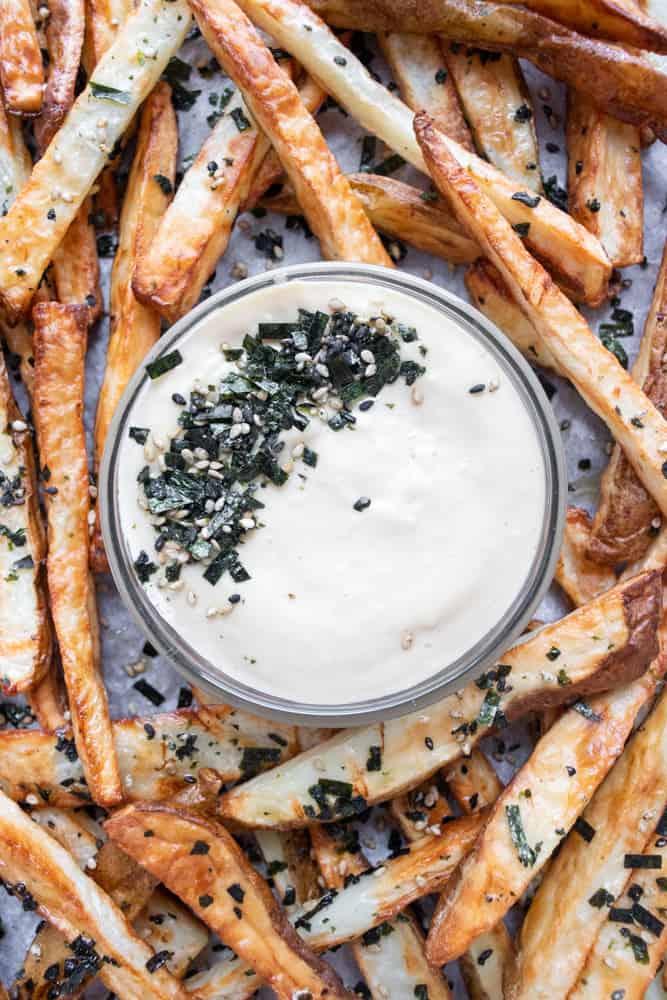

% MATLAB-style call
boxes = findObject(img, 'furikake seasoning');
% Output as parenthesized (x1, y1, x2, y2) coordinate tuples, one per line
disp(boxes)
(133, 307, 425, 595)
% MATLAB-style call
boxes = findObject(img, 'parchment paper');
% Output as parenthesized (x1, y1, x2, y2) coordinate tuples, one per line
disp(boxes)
(2, 32, 667, 998)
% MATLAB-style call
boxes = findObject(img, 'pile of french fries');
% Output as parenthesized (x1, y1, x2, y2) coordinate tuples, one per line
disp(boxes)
(4, 0, 667, 995)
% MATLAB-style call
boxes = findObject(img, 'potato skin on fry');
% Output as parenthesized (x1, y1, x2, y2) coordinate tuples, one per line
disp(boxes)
(555, 507, 617, 608)
(34, 0, 85, 151)
(33, 302, 122, 808)
(106, 803, 357, 1000)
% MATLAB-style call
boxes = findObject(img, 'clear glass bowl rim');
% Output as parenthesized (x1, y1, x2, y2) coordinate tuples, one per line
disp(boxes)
(100, 261, 567, 726)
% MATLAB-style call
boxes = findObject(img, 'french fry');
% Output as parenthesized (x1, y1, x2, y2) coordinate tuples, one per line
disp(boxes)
(556, 507, 617, 607)
(32, 302, 122, 807)
(0, 703, 297, 806)
(83, 0, 132, 71)
(34, 0, 85, 150)
(0, 791, 191, 1000)
(0, 352, 50, 696)
(135, 889, 209, 977)
(52, 199, 102, 324)
(391, 772, 454, 840)
(415, 112, 667, 521)
(443, 45, 542, 190)
(240, 60, 339, 212)
(425, 660, 664, 965)
(184, 956, 260, 999)
(0, 0, 44, 113)
(28, 659, 68, 730)
(264, 172, 480, 265)
(256, 829, 320, 907)
(310, 822, 455, 999)
(0, 0, 191, 322)
(465, 259, 563, 374)
(444, 748, 504, 815)
(233, 0, 612, 306)
(132, 87, 269, 324)
(92, 81, 176, 571)
(589, 238, 667, 565)
(188, 0, 391, 268)
(305, 0, 667, 139)
(502, 0, 667, 51)
(567, 91, 643, 268)
(378, 32, 473, 151)
(31, 806, 100, 868)
(568, 833, 667, 999)
(505, 684, 667, 999)
(106, 802, 357, 1000)
(218, 573, 661, 828)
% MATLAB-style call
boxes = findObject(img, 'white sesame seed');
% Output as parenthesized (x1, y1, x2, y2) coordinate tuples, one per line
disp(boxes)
(11, 419, 27, 432)
(143, 439, 156, 462)
(315, 363, 329, 378)
(89, 484, 98, 499)
(360, 349, 374, 363)
(232, 407, 243, 423)
(401, 630, 414, 650)
(365, 363, 377, 377)
(292, 442, 304, 459)
(240, 518, 255, 530)
(411, 386, 424, 406)
(373, 866, 386, 877)
(30, 942, 42, 957)
(328, 297, 346, 312)
(87, 509, 96, 525)
(659, 442, 667, 454)
(187, 591, 197, 606)
(26, 794, 39, 806)
(312, 386, 328, 401)
(206, 607, 219, 618)
(415, 874, 426, 887)
(229, 424, 244, 440)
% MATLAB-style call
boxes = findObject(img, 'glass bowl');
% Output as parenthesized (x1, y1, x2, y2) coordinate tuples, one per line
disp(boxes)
(100, 262, 566, 725)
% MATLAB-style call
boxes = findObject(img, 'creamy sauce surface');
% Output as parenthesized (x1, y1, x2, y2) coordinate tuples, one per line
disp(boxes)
(117, 280, 546, 704)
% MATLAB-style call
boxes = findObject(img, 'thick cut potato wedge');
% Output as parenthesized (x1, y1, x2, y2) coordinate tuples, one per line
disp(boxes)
(236, 0, 612, 306)
(305, 0, 667, 140)
(443, 45, 541, 190)
(33, 302, 122, 807)
(106, 803, 356, 1000)
(589, 239, 667, 565)
(506, 684, 667, 999)
(568, 833, 667, 999)
(92, 82, 176, 570)
(264, 172, 480, 265)
(425, 659, 664, 965)
(465, 259, 562, 374)
(0, 792, 190, 1000)
(189, 0, 391, 268)
(378, 32, 472, 150)
(34, 0, 85, 150)
(83, 0, 132, 70)
(0, 0, 191, 322)
(0, 353, 50, 694)
(556, 507, 617, 607)
(415, 112, 667, 520)
(0, 702, 297, 805)
(567, 91, 643, 268)
(218, 572, 661, 828)
(0, 0, 44, 112)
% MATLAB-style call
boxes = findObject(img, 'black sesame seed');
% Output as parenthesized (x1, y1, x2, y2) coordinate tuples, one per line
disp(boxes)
(353, 496, 371, 512)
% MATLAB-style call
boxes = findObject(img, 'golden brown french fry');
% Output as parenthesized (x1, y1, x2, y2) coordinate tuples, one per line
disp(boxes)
(502, 0, 667, 50)
(415, 111, 667, 519)
(0, 0, 44, 113)
(28, 658, 67, 730)
(106, 802, 357, 1000)
(256, 829, 320, 908)
(189, 0, 391, 267)
(378, 32, 472, 150)
(0, 702, 297, 806)
(240, 66, 334, 212)
(0, 0, 190, 322)
(33, 302, 122, 807)
(0, 792, 190, 1000)
(34, 0, 85, 150)
(218, 572, 662, 828)
(132, 89, 269, 323)
(443, 44, 541, 190)
(464, 258, 562, 374)
(567, 91, 643, 268)
(589, 239, 667, 566)
(556, 507, 617, 607)
(0, 353, 50, 696)
(51, 199, 102, 324)
(305, 0, 667, 139)
(506, 684, 667, 999)
(92, 82, 176, 571)
(83, 0, 132, 71)
(264, 172, 480, 265)
(135, 889, 209, 978)
(235, 0, 612, 306)
(426, 657, 664, 965)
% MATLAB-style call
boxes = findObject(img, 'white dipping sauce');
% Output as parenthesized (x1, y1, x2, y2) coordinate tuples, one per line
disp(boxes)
(116, 280, 546, 704)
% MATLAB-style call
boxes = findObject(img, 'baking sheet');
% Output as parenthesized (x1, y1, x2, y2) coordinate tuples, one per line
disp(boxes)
(2, 30, 667, 997)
